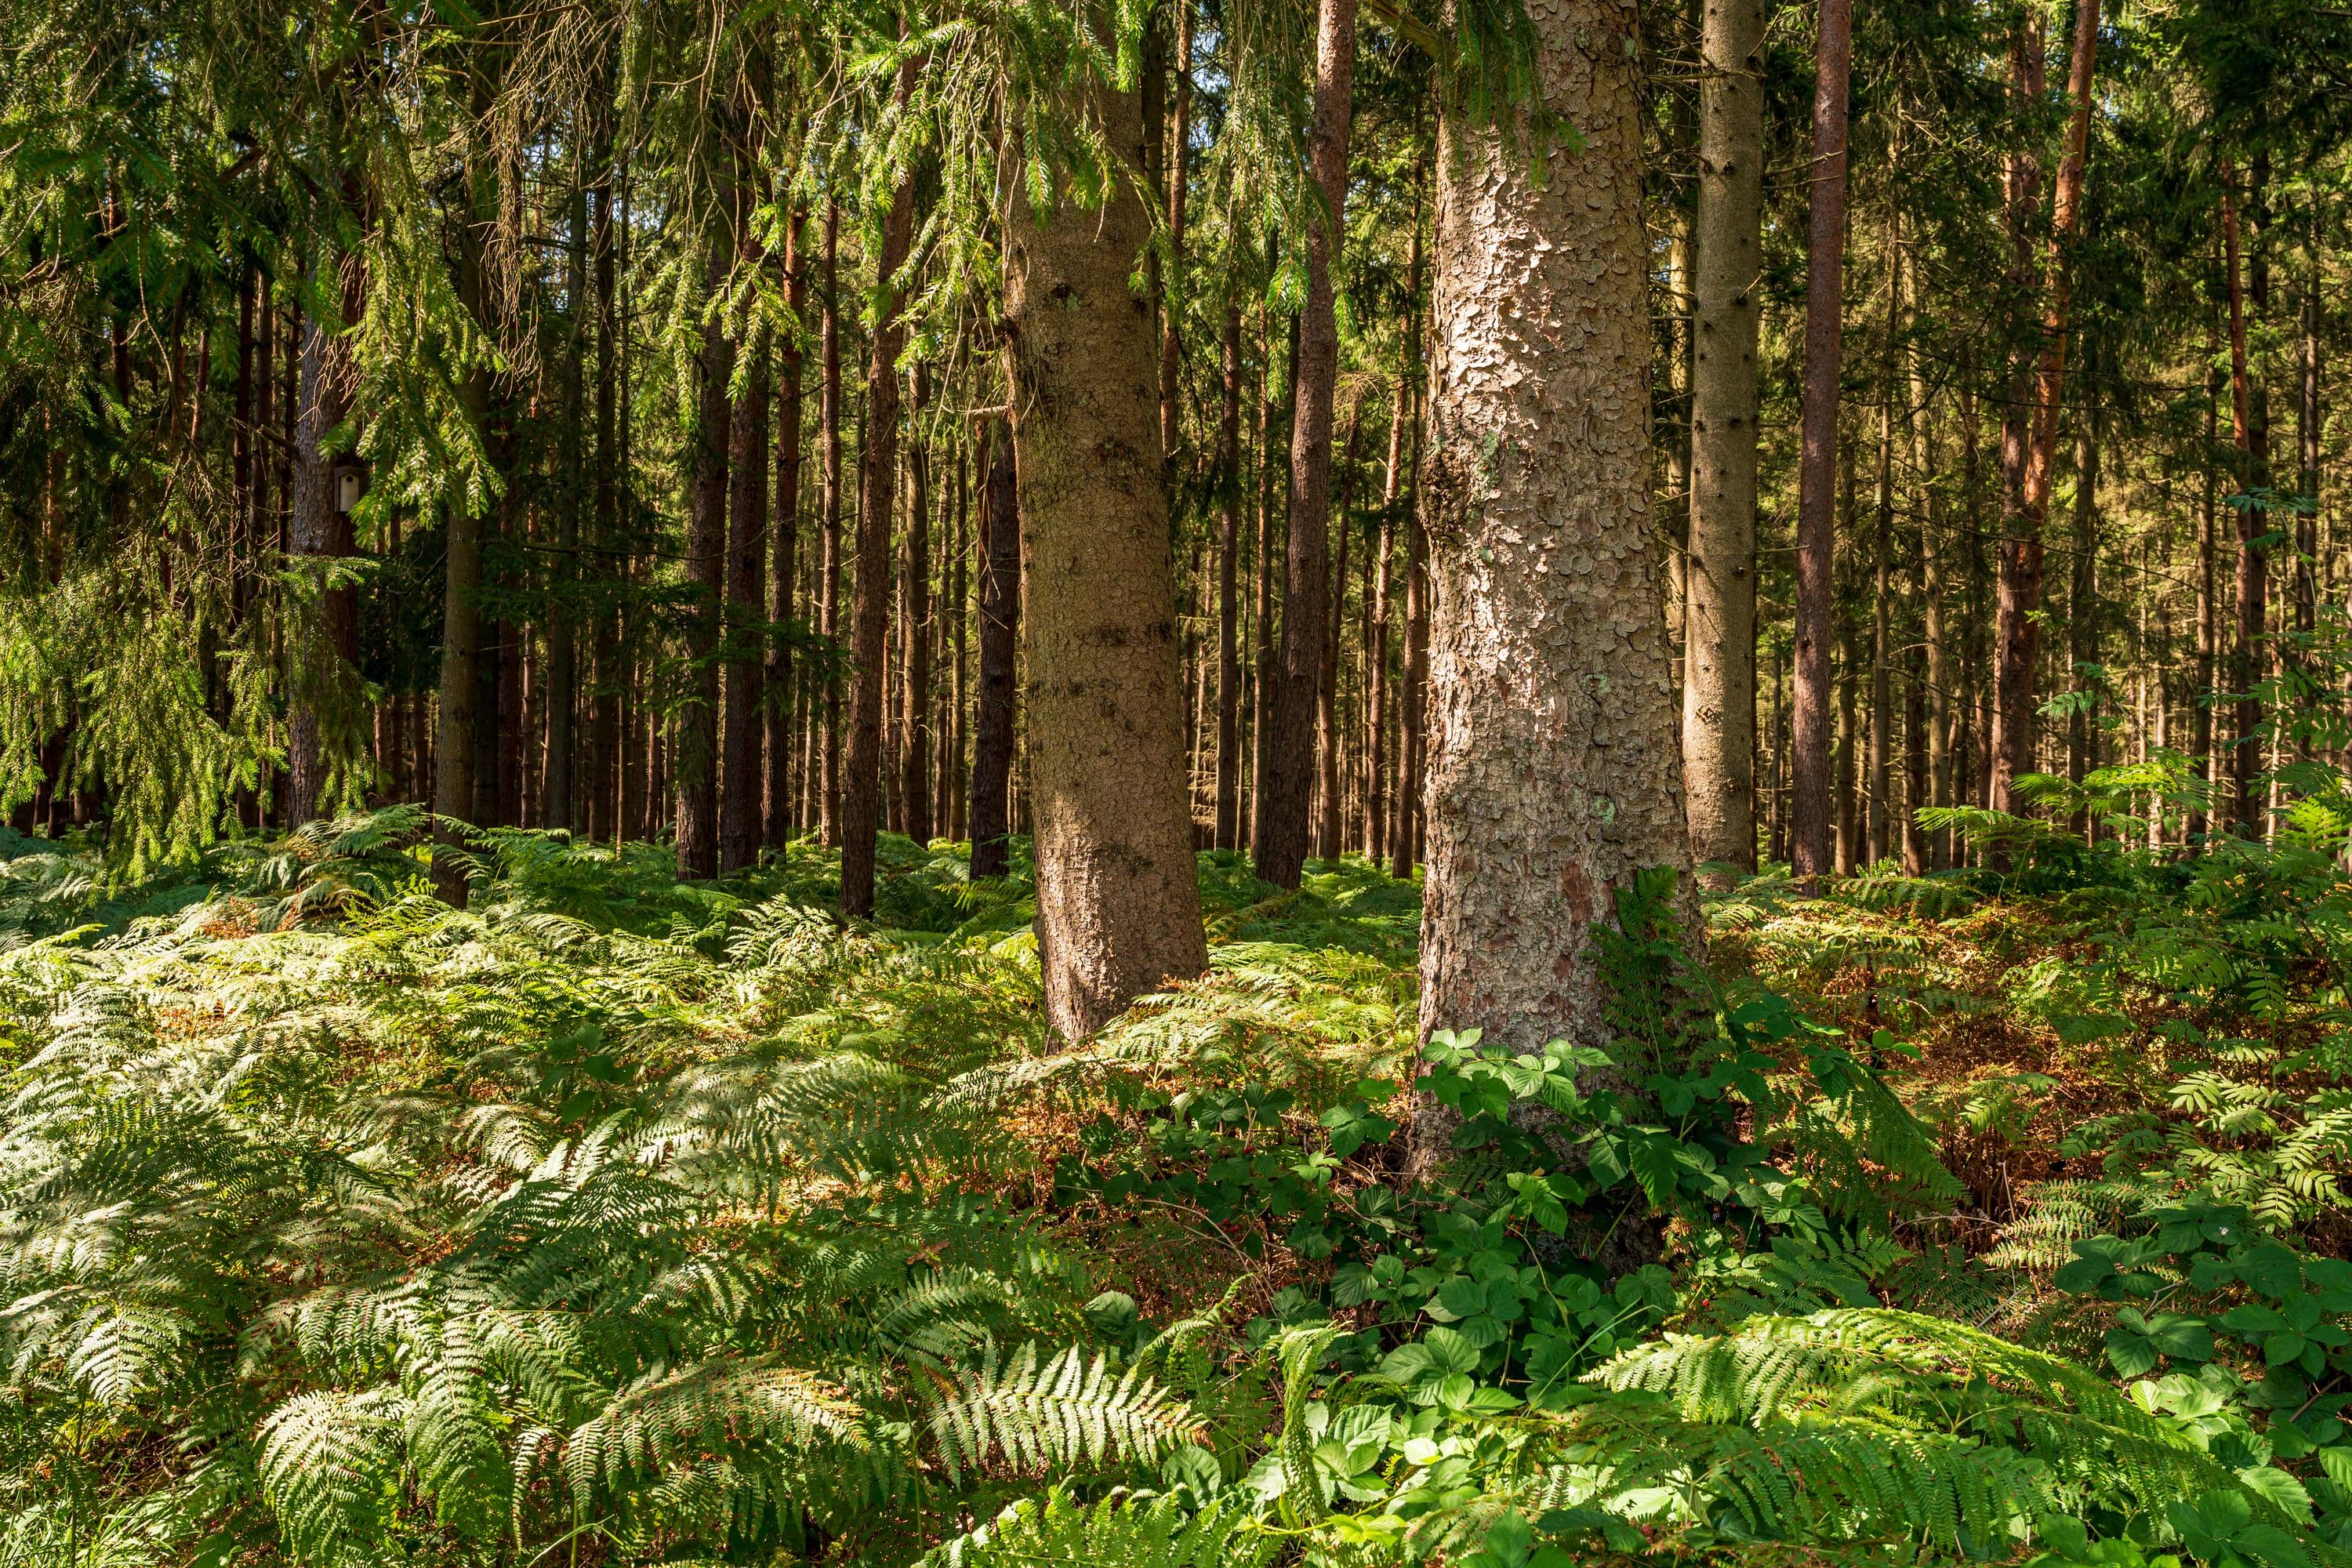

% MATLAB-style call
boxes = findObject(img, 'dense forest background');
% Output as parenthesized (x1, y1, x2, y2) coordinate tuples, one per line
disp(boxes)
(8, 0, 2352, 1564)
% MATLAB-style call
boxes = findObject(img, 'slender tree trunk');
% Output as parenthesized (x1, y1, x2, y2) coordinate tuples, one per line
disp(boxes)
(1316, 408, 1360, 861)
(970, 431, 1019, 877)
(590, 132, 621, 844)
(1788, 0, 1852, 882)
(287, 242, 363, 829)
(2191, 329, 2218, 841)
(900, 368, 934, 844)
(820, 202, 844, 846)
(1369, 371, 1404, 865)
(1908, 263, 1950, 865)
(721, 320, 770, 871)
(1393, 486, 1427, 881)
(1161, 0, 1192, 474)
(2297, 219, 2321, 633)
(1417, 0, 1687, 1076)
(1682, 0, 1766, 884)
(546, 177, 586, 831)
(1250, 299, 1280, 855)
(2068, 387, 2100, 797)
(2223, 165, 2264, 836)
(1215, 301, 1243, 851)
(768, 205, 807, 847)
(842, 133, 917, 917)
(1001, 73, 1209, 1037)
(674, 204, 734, 880)
(1991, 0, 2100, 813)
(1868, 230, 1898, 864)
(1259, 0, 1358, 888)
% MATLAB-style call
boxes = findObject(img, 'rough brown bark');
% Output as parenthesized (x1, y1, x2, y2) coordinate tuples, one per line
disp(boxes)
(721, 316, 769, 871)
(1417, 0, 1689, 1062)
(1788, 0, 1851, 883)
(841, 134, 917, 918)
(970, 433, 1019, 878)
(1258, 0, 1358, 889)
(1991, 0, 2099, 813)
(1001, 75, 1209, 1039)
(1682, 0, 1766, 884)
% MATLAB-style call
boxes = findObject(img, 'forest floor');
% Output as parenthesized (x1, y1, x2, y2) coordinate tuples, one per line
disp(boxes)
(0, 809, 2346, 1564)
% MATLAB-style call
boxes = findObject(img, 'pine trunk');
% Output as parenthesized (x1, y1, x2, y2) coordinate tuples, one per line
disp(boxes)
(841, 140, 917, 918)
(1258, 0, 1358, 889)
(1991, 0, 2099, 814)
(674, 216, 733, 880)
(768, 206, 806, 847)
(1788, 0, 1852, 882)
(900, 370, 934, 844)
(1417, 0, 1690, 1070)
(970, 433, 1019, 878)
(1001, 74, 1209, 1039)
(1215, 303, 1243, 851)
(820, 203, 844, 846)
(1681, 0, 1766, 884)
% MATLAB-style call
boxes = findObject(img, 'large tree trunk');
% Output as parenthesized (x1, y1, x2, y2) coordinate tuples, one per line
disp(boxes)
(841, 149, 917, 917)
(969, 432, 1019, 877)
(1417, 0, 1689, 1065)
(768, 206, 806, 848)
(675, 216, 735, 880)
(1680, 0, 1766, 885)
(1788, 0, 1852, 883)
(1215, 302, 1243, 851)
(1258, 0, 1357, 889)
(1001, 73, 1209, 1039)
(1991, 0, 2099, 814)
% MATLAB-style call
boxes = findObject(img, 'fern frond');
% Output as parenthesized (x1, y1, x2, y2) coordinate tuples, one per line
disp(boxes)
(928, 1340, 1203, 1483)
(925, 1486, 1271, 1568)
(257, 1387, 406, 1566)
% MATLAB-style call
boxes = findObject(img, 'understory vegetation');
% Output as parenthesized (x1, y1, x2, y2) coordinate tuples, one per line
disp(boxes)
(5, 788, 2352, 1566)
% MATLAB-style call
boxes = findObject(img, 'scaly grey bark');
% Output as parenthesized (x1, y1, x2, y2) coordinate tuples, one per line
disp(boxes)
(1417, 0, 1691, 1073)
